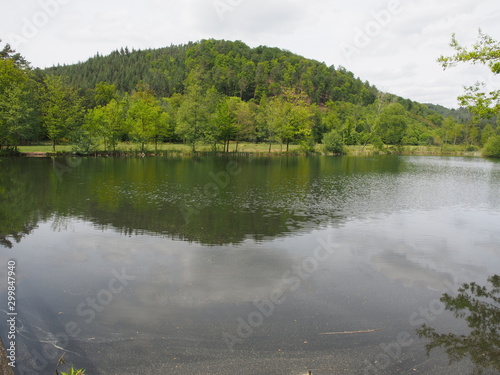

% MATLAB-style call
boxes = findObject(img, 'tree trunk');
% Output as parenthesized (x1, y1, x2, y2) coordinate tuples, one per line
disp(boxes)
(52, 139, 56, 152)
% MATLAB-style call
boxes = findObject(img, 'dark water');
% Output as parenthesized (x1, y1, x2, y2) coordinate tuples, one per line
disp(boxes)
(0, 155, 499, 374)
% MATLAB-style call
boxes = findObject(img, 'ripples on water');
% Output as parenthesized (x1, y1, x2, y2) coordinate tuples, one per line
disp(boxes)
(0, 155, 499, 374)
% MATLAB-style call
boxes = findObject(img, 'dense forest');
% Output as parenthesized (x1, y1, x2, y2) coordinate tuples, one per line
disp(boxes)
(1, 39, 498, 154)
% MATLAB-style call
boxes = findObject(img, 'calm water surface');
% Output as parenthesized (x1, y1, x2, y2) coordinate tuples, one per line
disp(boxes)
(0, 155, 499, 374)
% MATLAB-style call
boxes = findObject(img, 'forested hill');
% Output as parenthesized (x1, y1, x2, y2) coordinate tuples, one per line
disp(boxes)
(44, 39, 379, 105)
(3, 38, 496, 154)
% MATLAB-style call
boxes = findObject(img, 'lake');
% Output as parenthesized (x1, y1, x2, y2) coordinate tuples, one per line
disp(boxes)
(0, 155, 499, 375)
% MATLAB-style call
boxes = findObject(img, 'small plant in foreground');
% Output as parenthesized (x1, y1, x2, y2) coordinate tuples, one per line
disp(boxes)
(55, 353, 86, 375)
(60, 367, 86, 375)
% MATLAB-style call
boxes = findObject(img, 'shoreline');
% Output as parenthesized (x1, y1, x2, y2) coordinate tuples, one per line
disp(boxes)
(12, 147, 483, 158)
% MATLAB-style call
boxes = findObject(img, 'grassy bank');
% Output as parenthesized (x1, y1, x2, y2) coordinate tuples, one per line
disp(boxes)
(12, 142, 483, 157)
(16, 142, 304, 156)
(347, 144, 482, 157)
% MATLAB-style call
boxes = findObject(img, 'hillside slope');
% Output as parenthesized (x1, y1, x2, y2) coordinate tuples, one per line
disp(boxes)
(44, 39, 379, 105)
(3, 39, 492, 152)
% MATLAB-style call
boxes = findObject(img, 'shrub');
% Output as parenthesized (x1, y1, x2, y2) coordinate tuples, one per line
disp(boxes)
(299, 137, 318, 155)
(322, 130, 345, 154)
(465, 144, 479, 152)
(482, 135, 500, 158)
(372, 135, 385, 151)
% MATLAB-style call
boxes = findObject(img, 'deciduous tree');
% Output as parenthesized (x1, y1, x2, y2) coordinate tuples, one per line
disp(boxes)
(41, 75, 84, 151)
(438, 30, 500, 118)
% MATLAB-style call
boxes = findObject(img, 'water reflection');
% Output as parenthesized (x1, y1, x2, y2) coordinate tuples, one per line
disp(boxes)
(0, 156, 406, 247)
(417, 275, 500, 374)
(1, 155, 499, 247)
(1, 155, 500, 373)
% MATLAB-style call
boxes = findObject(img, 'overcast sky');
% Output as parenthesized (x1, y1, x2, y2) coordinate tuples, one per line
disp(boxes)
(2, 0, 499, 108)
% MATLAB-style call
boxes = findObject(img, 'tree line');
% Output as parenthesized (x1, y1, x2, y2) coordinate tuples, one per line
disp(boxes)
(1, 39, 498, 154)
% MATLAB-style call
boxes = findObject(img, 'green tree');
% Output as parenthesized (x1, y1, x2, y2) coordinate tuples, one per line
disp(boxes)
(257, 95, 286, 152)
(257, 91, 313, 152)
(0, 40, 30, 68)
(377, 103, 408, 146)
(163, 94, 184, 143)
(231, 98, 255, 151)
(91, 81, 118, 108)
(77, 106, 105, 154)
(483, 135, 500, 157)
(214, 96, 238, 152)
(41, 75, 84, 151)
(438, 29, 500, 118)
(281, 90, 313, 151)
(102, 99, 126, 151)
(0, 58, 35, 150)
(78, 97, 126, 154)
(322, 130, 344, 154)
(199, 87, 221, 151)
(442, 116, 463, 145)
(480, 124, 496, 147)
(126, 84, 164, 152)
(322, 102, 342, 133)
(175, 83, 209, 152)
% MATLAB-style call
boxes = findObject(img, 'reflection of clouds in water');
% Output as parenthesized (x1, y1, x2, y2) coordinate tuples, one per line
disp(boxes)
(92, 245, 298, 331)
(339, 207, 498, 289)
(133, 247, 295, 307)
(371, 252, 453, 290)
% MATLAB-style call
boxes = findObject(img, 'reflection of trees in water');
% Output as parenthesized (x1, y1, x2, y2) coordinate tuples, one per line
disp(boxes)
(417, 275, 500, 374)
(0, 220, 38, 248)
(0, 156, 406, 247)
(0, 158, 51, 248)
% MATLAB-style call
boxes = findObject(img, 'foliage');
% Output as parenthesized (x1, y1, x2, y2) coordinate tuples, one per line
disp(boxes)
(322, 130, 345, 154)
(71, 128, 100, 155)
(0, 44, 39, 149)
(45, 39, 378, 105)
(377, 103, 408, 146)
(438, 29, 500, 73)
(482, 135, 500, 158)
(60, 367, 86, 375)
(299, 137, 317, 154)
(41, 75, 84, 151)
(55, 353, 86, 375)
(416, 275, 500, 373)
(175, 82, 210, 152)
(438, 29, 500, 119)
(126, 84, 165, 152)
(1, 39, 495, 153)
